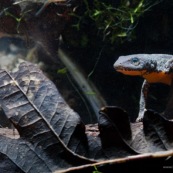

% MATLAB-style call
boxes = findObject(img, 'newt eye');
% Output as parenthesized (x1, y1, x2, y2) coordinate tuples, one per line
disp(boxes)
(131, 57, 140, 66)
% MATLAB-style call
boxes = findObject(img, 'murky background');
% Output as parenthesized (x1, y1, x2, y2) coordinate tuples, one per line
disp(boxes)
(0, 0, 172, 127)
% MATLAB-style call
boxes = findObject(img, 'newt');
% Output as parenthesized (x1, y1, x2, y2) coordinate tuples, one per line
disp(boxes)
(113, 54, 173, 121)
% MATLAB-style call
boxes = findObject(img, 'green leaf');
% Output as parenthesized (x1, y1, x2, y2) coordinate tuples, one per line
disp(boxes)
(117, 32, 127, 37)
(93, 10, 102, 16)
(130, 13, 134, 24)
(57, 68, 67, 74)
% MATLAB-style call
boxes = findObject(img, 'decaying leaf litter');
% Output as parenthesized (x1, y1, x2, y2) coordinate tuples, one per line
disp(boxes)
(0, 0, 173, 172)
(0, 61, 172, 172)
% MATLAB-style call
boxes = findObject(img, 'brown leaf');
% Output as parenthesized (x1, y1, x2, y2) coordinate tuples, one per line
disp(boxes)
(143, 110, 173, 152)
(0, 61, 95, 170)
(98, 106, 139, 156)
(99, 107, 173, 154)
(0, 135, 53, 173)
(55, 150, 173, 173)
(0, 61, 173, 172)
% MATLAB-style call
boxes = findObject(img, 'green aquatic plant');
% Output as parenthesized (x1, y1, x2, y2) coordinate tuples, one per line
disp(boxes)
(57, 67, 67, 74)
(0, 8, 21, 33)
(0, 7, 32, 34)
(92, 165, 102, 173)
(71, 0, 161, 43)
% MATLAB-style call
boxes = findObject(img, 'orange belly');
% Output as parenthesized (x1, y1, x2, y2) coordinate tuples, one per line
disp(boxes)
(142, 72, 173, 85)
(116, 69, 173, 85)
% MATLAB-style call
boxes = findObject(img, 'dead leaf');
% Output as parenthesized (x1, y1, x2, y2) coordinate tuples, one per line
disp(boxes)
(0, 61, 95, 171)
(0, 61, 173, 172)
(143, 110, 173, 151)
(0, 135, 53, 173)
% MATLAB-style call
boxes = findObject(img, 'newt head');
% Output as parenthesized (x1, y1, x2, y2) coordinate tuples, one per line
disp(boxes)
(113, 54, 157, 76)
(113, 54, 173, 85)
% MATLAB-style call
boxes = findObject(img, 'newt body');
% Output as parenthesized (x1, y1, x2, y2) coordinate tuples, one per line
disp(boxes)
(113, 54, 173, 121)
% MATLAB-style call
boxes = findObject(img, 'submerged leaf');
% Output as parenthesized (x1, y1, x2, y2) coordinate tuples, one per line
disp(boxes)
(143, 110, 173, 152)
(99, 106, 138, 156)
(0, 61, 173, 172)
(0, 135, 53, 173)
(99, 107, 173, 154)
(0, 62, 95, 169)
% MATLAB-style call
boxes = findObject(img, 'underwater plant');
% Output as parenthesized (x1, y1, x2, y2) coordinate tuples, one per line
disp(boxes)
(70, 0, 162, 44)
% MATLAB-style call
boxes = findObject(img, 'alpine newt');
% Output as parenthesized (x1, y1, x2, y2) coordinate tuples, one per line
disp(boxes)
(113, 54, 173, 121)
